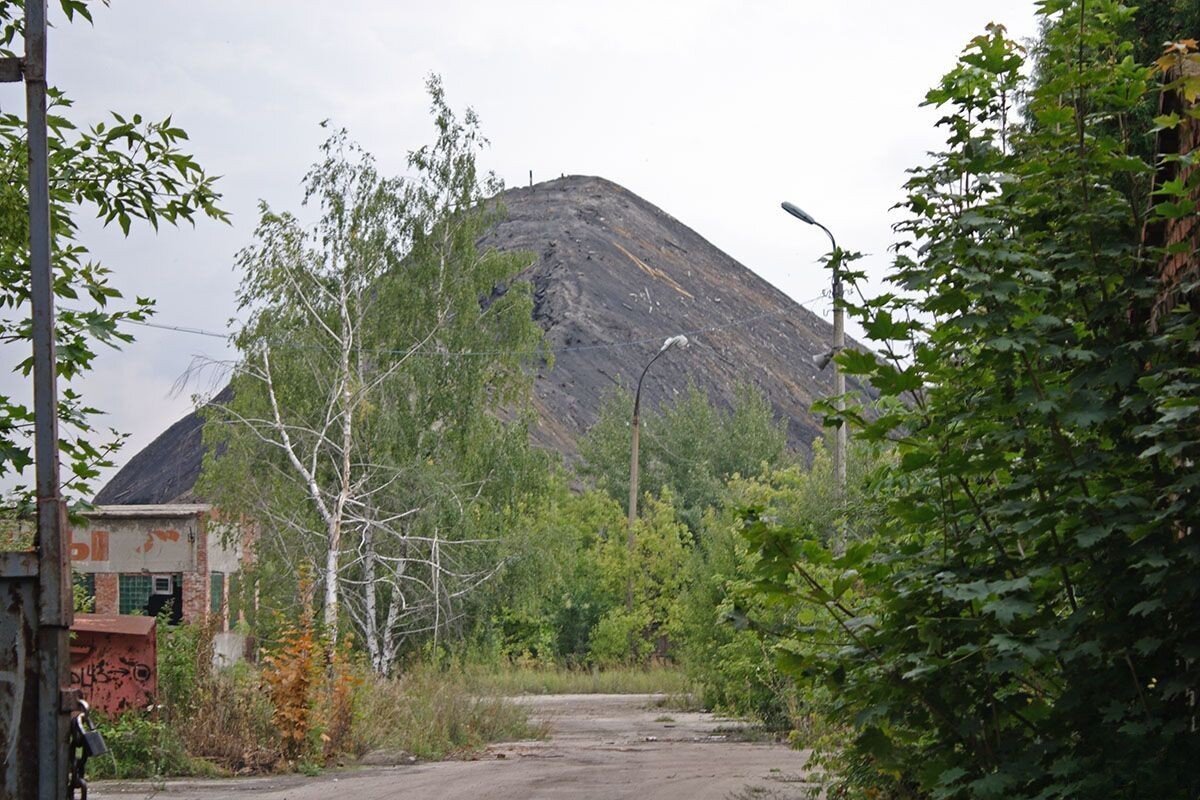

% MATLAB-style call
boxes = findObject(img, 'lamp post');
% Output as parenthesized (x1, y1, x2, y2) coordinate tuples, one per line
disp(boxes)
(781, 201, 846, 501)
(627, 334, 688, 611)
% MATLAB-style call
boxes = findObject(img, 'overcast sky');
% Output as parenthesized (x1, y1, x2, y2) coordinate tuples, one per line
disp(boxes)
(0, 1, 1041, 495)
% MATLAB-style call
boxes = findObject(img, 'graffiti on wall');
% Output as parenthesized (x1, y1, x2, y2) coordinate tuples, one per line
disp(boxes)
(69, 625, 158, 715)
(71, 655, 153, 690)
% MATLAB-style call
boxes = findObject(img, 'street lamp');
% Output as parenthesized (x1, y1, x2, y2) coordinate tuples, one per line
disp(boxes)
(781, 201, 846, 502)
(626, 334, 688, 612)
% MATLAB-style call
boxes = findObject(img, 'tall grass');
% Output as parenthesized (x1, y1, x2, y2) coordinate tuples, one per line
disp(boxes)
(91, 622, 545, 778)
(353, 663, 546, 759)
(461, 661, 693, 696)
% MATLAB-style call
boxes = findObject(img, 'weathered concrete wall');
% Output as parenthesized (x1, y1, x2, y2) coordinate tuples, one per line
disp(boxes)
(206, 520, 244, 574)
(72, 505, 252, 628)
(212, 632, 246, 668)
(70, 514, 201, 574)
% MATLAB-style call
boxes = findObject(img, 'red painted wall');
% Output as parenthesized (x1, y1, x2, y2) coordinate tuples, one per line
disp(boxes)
(69, 615, 157, 716)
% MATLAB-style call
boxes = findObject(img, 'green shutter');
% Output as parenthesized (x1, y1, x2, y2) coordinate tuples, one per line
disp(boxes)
(210, 571, 224, 615)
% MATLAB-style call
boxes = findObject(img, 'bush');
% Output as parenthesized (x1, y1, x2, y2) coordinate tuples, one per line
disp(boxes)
(176, 662, 281, 774)
(89, 712, 220, 780)
(673, 447, 882, 730)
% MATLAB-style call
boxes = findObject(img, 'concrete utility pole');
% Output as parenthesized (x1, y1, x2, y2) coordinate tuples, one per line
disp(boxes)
(781, 202, 846, 499)
(626, 335, 688, 612)
(0, 2, 75, 797)
(30, 0, 75, 792)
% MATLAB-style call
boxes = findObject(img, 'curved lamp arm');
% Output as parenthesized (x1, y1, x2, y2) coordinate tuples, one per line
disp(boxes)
(781, 201, 840, 297)
(633, 335, 689, 418)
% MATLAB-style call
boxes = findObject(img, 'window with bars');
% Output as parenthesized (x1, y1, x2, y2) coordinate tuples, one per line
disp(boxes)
(118, 573, 153, 615)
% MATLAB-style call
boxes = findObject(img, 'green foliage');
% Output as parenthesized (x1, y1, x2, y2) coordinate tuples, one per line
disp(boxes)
(156, 617, 205, 713)
(465, 381, 794, 670)
(742, 6, 1200, 798)
(71, 570, 93, 612)
(674, 442, 886, 730)
(470, 481, 697, 668)
(88, 712, 219, 780)
(0, 0, 225, 504)
(471, 480, 621, 662)
(588, 489, 690, 665)
(580, 381, 789, 530)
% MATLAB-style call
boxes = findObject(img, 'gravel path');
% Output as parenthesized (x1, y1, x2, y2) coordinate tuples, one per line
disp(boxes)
(91, 693, 813, 800)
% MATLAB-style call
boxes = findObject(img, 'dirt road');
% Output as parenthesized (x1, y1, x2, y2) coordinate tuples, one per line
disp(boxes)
(92, 694, 813, 799)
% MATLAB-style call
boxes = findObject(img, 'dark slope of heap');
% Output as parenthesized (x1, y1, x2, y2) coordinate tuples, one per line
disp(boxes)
(96, 384, 231, 505)
(98, 175, 860, 505)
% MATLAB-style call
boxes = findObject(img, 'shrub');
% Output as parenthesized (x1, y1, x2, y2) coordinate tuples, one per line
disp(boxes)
(89, 712, 218, 780)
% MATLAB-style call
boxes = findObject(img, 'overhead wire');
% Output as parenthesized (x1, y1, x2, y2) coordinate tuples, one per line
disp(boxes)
(108, 290, 833, 359)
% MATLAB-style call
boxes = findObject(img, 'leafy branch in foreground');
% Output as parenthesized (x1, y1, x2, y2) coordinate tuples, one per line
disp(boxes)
(744, 6, 1200, 799)
(0, 0, 227, 504)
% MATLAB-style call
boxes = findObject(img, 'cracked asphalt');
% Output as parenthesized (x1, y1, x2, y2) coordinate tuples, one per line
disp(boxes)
(90, 694, 814, 800)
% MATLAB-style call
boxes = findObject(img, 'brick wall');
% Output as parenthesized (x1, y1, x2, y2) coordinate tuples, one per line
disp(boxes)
(180, 515, 209, 623)
(93, 573, 118, 614)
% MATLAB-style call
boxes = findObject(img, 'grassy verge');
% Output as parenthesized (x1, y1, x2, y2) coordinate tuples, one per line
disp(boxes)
(461, 662, 693, 696)
(91, 654, 544, 779)
(88, 713, 229, 780)
(354, 663, 546, 760)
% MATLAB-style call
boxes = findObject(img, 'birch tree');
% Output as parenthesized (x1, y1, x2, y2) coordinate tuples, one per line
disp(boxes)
(200, 78, 548, 669)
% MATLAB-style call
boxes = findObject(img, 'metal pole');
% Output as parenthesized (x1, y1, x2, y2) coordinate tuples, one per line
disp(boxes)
(625, 358, 652, 613)
(626, 338, 685, 614)
(625, 411, 640, 612)
(809, 221, 845, 505)
(822, 233, 848, 552)
(780, 202, 847, 544)
(832, 254, 846, 503)
(26, 1, 74, 795)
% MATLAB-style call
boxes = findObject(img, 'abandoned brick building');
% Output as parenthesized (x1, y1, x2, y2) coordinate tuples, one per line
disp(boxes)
(71, 504, 250, 633)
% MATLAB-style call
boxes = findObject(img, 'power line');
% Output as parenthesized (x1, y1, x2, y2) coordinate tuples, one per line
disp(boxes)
(115, 290, 831, 359)
(125, 319, 227, 339)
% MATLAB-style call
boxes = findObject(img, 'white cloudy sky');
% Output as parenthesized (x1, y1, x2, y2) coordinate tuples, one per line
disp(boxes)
(0, 1, 1041, 495)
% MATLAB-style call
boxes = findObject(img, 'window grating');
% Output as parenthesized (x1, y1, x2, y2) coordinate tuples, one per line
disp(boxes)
(118, 573, 152, 615)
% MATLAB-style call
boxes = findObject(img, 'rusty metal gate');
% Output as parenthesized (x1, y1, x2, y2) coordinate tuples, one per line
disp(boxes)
(1, 545, 73, 800)
(0, 551, 42, 792)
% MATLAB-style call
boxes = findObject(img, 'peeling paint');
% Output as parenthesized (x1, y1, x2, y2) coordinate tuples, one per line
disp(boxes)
(0, 574, 39, 796)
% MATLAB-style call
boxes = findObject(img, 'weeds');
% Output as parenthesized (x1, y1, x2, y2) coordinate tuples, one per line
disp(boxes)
(262, 615, 316, 761)
(353, 663, 545, 760)
(88, 712, 223, 780)
(461, 662, 691, 696)
(93, 621, 541, 777)
(175, 662, 281, 774)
